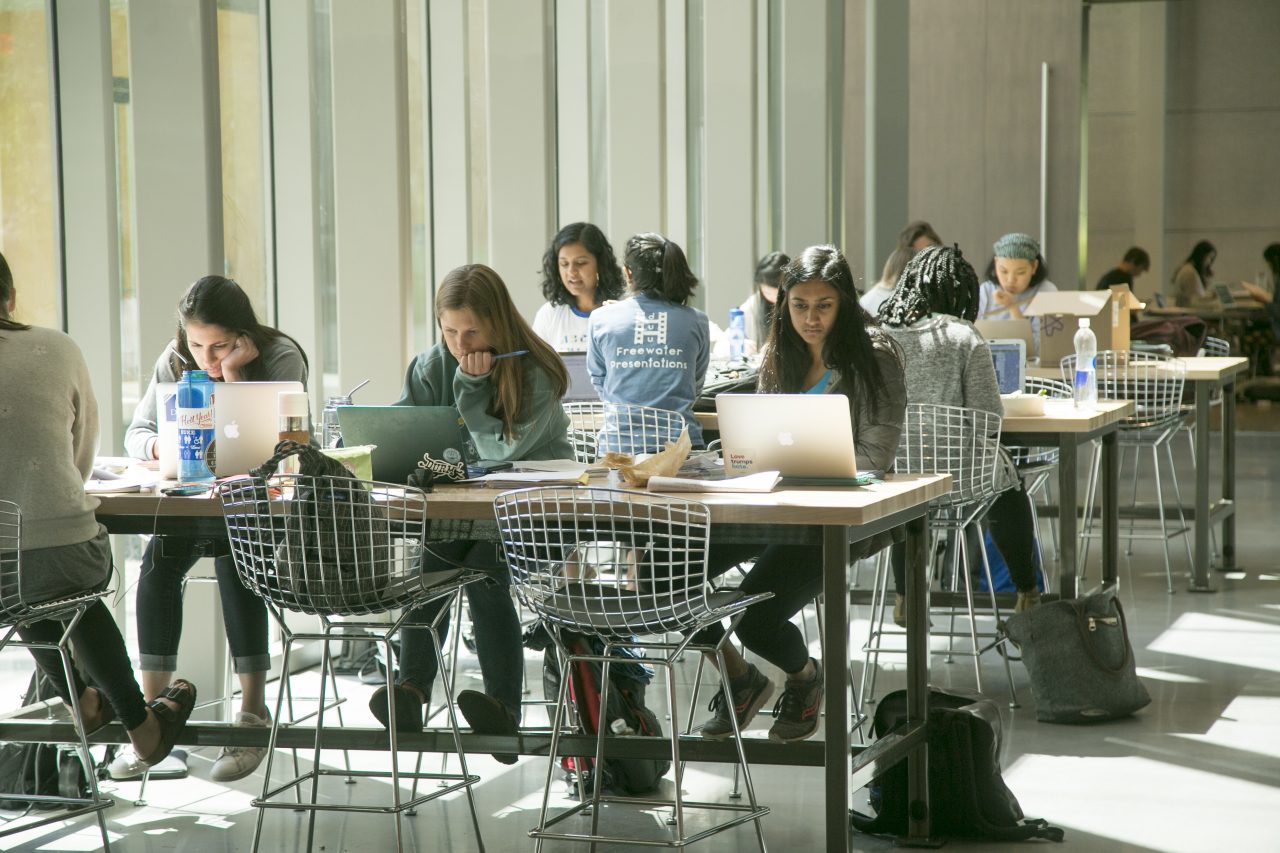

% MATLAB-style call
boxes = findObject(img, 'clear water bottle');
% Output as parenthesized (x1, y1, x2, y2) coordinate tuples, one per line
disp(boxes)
(1073, 318, 1098, 411)
(320, 395, 351, 448)
(176, 369, 216, 482)
(727, 307, 746, 361)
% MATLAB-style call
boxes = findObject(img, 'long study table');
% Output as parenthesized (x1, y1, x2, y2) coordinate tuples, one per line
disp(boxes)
(1030, 356, 1248, 591)
(92, 473, 951, 851)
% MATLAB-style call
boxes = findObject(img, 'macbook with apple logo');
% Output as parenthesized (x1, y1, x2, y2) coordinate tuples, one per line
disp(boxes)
(715, 393, 863, 485)
(209, 380, 306, 476)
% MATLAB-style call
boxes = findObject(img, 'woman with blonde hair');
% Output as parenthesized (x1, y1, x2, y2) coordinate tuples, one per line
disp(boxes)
(372, 264, 571, 755)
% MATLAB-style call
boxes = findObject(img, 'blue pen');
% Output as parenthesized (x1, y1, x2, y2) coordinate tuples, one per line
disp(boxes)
(491, 350, 529, 361)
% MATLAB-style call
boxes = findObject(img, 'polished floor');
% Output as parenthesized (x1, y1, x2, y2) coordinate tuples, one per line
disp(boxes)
(1, 433, 1278, 852)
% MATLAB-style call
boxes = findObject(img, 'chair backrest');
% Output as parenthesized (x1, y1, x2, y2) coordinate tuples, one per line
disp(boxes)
(1202, 336, 1230, 357)
(217, 474, 432, 616)
(493, 486, 713, 638)
(1059, 350, 1186, 425)
(0, 500, 23, 620)
(1024, 376, 1071, 399)
(895, 403, 1003, 510)
(562, 401, 686, 461)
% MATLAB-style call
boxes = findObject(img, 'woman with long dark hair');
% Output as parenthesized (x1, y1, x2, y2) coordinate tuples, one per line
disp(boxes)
(1171, 240, 1217, 308)
(119, 275, 308, 782)
(694, 245, 906, 745)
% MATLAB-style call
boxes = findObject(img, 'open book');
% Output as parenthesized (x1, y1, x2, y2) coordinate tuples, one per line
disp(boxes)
(646, 470, 781, 493)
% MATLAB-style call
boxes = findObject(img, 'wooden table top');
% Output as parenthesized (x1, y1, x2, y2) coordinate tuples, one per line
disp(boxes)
(93, 473, 952, 529)
(1028, 356, 1250, 382)
(1001, 399, 1134, 433)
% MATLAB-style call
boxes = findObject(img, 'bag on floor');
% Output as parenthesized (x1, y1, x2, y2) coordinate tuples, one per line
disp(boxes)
(852, 688, 1063, 843)
(0, 672, 91, 810)
(541, 631, 669, 795)
(250, 440, 390, 606)
(1004, 591, 1150, 723)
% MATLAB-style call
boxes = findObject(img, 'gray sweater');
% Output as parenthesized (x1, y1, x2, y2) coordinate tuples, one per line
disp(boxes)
(0, 326, 101, 550)
(885, 315, 1016, 490)
(822, 330, 907, 475)
(126, 336, 308, 459)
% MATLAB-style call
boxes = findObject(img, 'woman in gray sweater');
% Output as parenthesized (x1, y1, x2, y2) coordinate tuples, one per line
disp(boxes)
(0, 253, 195, 769)
(119, 275, 308, 783)
(880, 245, 1042, 619)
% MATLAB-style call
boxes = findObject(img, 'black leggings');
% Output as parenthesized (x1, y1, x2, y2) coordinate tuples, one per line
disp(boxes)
(18, 600, 150, 730)
(891, 483, 1040, 594)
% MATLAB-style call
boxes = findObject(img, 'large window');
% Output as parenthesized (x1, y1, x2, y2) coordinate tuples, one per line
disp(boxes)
(0, 0, 58, 328)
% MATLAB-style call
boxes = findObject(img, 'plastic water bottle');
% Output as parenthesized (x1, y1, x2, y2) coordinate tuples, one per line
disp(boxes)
(727, 307, 746, 361)
(1072, 318, 1097, 411)
(176, 370, 216, 482)
(320, 395, 350, 448)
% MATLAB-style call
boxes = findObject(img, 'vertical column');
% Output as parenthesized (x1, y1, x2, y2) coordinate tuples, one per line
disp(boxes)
(484, 0, 555, 320)
(555, 0, 591, 225)
(56, 0, 122, 451)
(269, 0, 323, 412)
(127, 0, 222, 373)
(777, 0, 829, 252)
(602, 2, 663, 244)
(863, 0, 908, 288)
(700, 0, 755, 324)
(664, 0, 688, 250)
(1132, 1, 1167, 297)
(329, 0, 410, 402)
(429, 0, 472, 281)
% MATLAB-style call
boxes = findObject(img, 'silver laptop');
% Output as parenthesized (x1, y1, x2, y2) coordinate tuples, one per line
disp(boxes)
(976, 319, 1034, 353)
(560, 352, 597, 402)
(715, 394, 860, 484)
(337, 405, 477, 483)
(986, 339, 1027, 395)
(209, 381, 306, 476)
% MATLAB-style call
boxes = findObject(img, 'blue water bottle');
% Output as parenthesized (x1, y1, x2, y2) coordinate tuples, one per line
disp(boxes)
(727, 307, 746, 361)
(177, 369, 216, 482)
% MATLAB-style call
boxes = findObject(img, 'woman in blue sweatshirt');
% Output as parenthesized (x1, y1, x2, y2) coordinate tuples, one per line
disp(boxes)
(587, 233, 710, 450)
(371, 264, 570, 756)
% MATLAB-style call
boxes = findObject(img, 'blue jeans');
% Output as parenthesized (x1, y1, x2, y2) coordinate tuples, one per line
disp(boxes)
(136, 536, 270, 674)
(395, 539, 523, 717)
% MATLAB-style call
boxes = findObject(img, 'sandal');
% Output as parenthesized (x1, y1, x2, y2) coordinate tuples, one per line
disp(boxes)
(81, 688, 117, 738)
(139, 679, 197, 767)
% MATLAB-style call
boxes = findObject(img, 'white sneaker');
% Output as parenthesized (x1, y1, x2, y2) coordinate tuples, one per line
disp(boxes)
(107, 746, 146, 781)
(209, 711, 271, 783)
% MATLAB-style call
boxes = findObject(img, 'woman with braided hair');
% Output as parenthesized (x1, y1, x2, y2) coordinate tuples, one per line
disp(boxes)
(880, 244, 1044, 621)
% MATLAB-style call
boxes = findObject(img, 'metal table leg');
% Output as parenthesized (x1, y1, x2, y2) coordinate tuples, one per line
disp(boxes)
(903, 514, 932, 845)
(1056, 440, 1079, 599)
(1220, 378, 1237, 570)
(1190, 380, 1215, 591)
(1101, 430, 1119, 589)
(822, 524, 851, 852)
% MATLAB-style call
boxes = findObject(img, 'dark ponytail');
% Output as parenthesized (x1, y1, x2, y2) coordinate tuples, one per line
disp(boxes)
(625, 232, 699, 305)
(0, 251, 31, 332)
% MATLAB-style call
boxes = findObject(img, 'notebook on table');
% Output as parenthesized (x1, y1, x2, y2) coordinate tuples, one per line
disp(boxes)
(560, 352, 598, 402)
(715, 394, 865, 486)
(986, 339, 1027, 395)
(208, 381, 306, 476)
(336, 405, 477, 484)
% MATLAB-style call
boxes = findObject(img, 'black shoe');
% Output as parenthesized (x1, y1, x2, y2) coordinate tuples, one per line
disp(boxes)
(699, 664, 775, 739)
(456, 690, 520, 765)
(369, 683, 425, 733)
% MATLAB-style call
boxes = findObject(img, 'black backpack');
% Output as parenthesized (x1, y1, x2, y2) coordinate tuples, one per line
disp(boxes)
(539, 631, 670, 795)
(852, 689, 1064, 843)
(0, 672, 91, 811)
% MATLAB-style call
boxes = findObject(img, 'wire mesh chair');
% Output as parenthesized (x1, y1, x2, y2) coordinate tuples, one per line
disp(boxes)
(0, 501, 113, 850)
(493, 486, 771, 851)
(1063, 351, 1192, 593)
(562, 401, 689, 462)
(861, 404, 1019, 707)
(217, 474, 487, 853)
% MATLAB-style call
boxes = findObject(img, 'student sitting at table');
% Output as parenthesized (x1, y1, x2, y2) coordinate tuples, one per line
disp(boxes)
(861, 246, 914, 318)
(0, 252, 196, 771)
(1170, 240, 1217, 308)
(587, 233, 710, 450)
(694, 245, 907, 744)
(374, 263, 571, 756)
(881, 244, 1044, 619)
(121, 275, 308, 782)
(738, 251, 789, 353)
(532, 222, 626, 353)
(976, 232, 1058, 355)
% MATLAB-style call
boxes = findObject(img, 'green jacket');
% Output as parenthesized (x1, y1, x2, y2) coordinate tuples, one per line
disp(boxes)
(396, 343, 572, 462)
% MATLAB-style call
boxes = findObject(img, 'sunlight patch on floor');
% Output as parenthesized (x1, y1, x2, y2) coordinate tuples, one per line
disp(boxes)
(1146, 612, 1280, 674)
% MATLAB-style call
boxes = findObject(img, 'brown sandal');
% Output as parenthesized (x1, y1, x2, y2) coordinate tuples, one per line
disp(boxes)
(139, 678, 197, 767)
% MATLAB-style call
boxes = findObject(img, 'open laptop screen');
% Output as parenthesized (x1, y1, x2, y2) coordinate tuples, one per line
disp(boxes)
(987, 340, 1026, 395)
(560, 352, 597, 402)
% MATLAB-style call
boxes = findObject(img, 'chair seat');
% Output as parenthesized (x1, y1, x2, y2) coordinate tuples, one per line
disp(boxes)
(251, 567, 467, 617)
(533, 586, 746, 637)
(0, 588, 111, 626)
